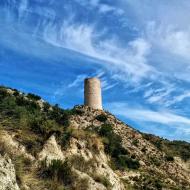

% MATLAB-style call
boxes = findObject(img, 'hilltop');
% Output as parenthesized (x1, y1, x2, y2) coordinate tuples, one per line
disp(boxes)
(0, 86, 190, 190)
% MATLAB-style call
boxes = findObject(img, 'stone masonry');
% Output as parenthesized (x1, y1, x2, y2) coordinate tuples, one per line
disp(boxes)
(84, 77, 102, 110)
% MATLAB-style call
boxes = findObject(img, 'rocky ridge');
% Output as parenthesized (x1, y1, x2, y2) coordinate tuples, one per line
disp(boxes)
(0, 86, 190, 189)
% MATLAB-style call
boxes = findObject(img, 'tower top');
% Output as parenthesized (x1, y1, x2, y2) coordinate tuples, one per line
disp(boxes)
(84, 77, 102, 110)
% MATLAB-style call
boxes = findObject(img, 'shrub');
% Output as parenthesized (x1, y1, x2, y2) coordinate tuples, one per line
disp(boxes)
(72, 177, 89, 190)
(69, 155, 87, 172)
(96, 114, 107, 122)
(98, 124, 112, 136)
(115, 155, 140, 170)
(150, 156, 161, 166)
(40, 159, 74, 185)
(13, 91, 20, 96)
(43, 102, 51, 112)
(165, 155, 174, 162)
(98, 124, 140, 170)
(0, 143, 6, 156)
(27, 93, 41, 101)
(132, 139, 139, 146)
(99, 124, 128, 156)
(154, 179, 163, 190)
(61, 129, 73, 148)
(13, 156, 31, 186)
(48, 106, 71, 127)
(143, 134, 190, 162)
(0, 88, 9, 99)
(93, 174, 112, 188)
(71, 107, 85, 115)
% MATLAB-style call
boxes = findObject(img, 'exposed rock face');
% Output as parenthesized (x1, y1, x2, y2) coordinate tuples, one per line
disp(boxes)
(65, 138, 125, 190)
(0, 130, 35, 161)
(38, 135, 64, 164)
(0, 154, 20, 190)
(37, 134, 125, 189)
(1, 85, 190, 190)
(70, 106, 190, 189)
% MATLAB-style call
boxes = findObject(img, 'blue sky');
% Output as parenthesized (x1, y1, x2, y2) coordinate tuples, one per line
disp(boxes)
(1, 0, 190, 141)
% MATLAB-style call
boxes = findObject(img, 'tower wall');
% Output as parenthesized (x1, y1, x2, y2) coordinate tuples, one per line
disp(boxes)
(84, 78, 102, 110)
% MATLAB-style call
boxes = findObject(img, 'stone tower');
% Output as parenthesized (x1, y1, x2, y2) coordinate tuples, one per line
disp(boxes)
(84, 77, 102, 110)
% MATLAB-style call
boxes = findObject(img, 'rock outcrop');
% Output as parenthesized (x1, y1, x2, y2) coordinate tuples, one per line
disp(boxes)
(0, 154, 20, 190)
(0, 86, 190, 189)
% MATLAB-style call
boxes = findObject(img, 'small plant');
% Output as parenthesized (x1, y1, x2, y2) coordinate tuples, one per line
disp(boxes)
(115, 155, 140, 170)
(132, 139, 139, 146)
(96, 114, 107, 122)
(13, 90, 20, 96)
(71, 107, 85, 115)
(61, 129, 73, 148)
(0, 143, 6, 156)
(93, 174, 112, 188)
(165, 155, 174, 162)
(0, 88, 8, 99)
(13, 155, 31, 186)
(69, 155, 87, 172)
(150, 156, 161, 166)
(40, 159, 74, 186)
(27, 93, 41, 101)
(48, 105, 72, 127)
(98, 124, 140, 170)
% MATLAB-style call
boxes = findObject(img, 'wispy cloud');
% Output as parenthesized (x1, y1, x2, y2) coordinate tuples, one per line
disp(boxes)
(68, 74, 88, 88)
(101, 78, 117, 91)
(143, 84, 175, 105)
(107, 102, 190, 133)
(74, 0, 124, 15)
(2, 0, 190, 140)
(166, 91, 190, 106)
(43, 20, 154, 84)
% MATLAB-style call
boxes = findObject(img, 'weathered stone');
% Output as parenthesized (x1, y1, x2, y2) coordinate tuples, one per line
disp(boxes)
(0, 154, 20, 190)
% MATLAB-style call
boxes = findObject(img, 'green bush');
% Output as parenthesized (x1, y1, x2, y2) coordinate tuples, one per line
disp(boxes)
(99, 124, 128, 156)
(69, 155, 87, 172)
(115, 155, 140, 170)
(143, 134, 190, 161)
(98, 124, 139, 170)
(132, 139, 139, 146)
(0, 88, 9, 99)
(48, 105, 71, 127)
(61, 129, 73, 147)
(13, 90, 20, 96)
(165, 155, 174, 162)
(27, 93, 41, 101)
(93, 174, 111, 188)
(96, 114, 107, 122)
(0, 143, 6, 156)
(98, 124, 112, 136)
(40, 159, 74, 185)
(150, 156, 161, 166)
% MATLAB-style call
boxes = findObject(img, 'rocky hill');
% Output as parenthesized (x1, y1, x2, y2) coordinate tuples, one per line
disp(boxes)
(0, 86, 190, 190)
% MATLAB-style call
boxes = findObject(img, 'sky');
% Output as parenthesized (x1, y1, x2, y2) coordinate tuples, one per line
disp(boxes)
(1, 0, 190, 141)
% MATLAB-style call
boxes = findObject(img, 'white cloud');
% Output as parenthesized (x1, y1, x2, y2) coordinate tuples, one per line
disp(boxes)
(43, 21, 154, 84)
(166, 91, 190, 106)
(75, 0, 124, 15)
(107, 102, 190, 127)
(144, 84, 175, 105)
(68, 74, 88, 88)
(98, 4, 124, 15)
(146, 22, 190, 61)
(67, 70, 106, 89)
(101, 78, 117, 91)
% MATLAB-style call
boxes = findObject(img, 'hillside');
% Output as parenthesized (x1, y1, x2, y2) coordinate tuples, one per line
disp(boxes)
(0, 86, 190, 190)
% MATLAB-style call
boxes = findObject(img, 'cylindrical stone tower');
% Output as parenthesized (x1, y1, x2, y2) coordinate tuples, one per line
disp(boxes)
(84, 77, 102, 110)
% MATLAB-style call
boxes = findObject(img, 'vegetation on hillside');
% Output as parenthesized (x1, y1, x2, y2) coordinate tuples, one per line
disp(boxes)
(143, 133, 190, 161)
(1, 86, 190, 190)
